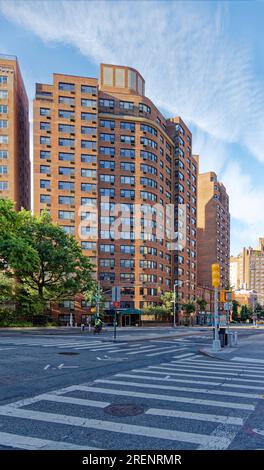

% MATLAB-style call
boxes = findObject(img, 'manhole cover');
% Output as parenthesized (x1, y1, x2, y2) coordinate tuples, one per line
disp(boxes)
(58, 352, 80, 355)
(104, 404, 145, 417)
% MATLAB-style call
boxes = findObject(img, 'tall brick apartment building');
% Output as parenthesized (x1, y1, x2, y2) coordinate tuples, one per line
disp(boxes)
(0, 55, 30, 210)
(33, 64, 198, 325)
(197, 171, 230, 290)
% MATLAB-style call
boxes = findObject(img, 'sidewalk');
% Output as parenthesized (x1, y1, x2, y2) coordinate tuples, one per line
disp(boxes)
(199, 330, 264, 361)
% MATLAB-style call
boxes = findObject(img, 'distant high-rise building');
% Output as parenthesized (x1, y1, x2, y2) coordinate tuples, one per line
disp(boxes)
(0, 54, 30, 210)
(197, 171, 230, 289)
(33, 63, 198, 324)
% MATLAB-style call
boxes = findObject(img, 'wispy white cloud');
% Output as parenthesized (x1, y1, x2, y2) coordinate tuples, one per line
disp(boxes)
(0, 0, 263, 161)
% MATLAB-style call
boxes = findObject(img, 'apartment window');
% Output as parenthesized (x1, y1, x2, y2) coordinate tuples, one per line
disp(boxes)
(40, 122, 50, 131)
(120, 122, 135, 131)
(59, 152, 75, 162)
(140, 191, 157, 202)
(62, 226, 75, 235)
(78, 167, 94, 178)
(40, 150, 50, 160)
(81, 154, 96, 163)
(100, 244, 115, 253)
(40, 179, 50, 189)
(120, 259, 135, 268)
(0, 105, 8, 113)
(0, 150, 8, 159)
(81, 197, 97, 206)
(58, 109, 74, 119)
(81, 183, 96, 192)
(139, 103, 151, 114)
(100, 188, 115, 197)
(58, 210, 75, 220)
(100, 120, 115, 129)
(40, 165, 50, 174)
(140, 177, 157, 188)
(40, 136, 50, 145)
(120, 162, 135, 172)
(100, 174, 115, 183)
(120, 148, 135, 158)
(121, 135, 135, 144)
(58, 181, 75, 190)
(120, 176, 135, 185)
(140, 150, 157, 163)
(140, 163, 157, 175)
(0, 76, 8, 84)
(59, 138, 74, 147)
(59, 82, 75, 91)
(59, 167, 74, 176)
(81, 85, 97, 94)
(0, 181, 8, 190)
(120, 273, 135, 281)
(121, 245, 135, 254)
(81, 140, 96, 150)
(81, 112, 97, 122)
(40, 108, 50, 117)
(40, 194, 50, 203)
(59, 124, 75, 133)
(59, 96, 75, 106)
(140, 123, 157, 136)
(120, 101, 134, 110)
(120, 189, 135, 198)
(0, 90, 8, 99)
(100, 160, 115, 170)
(100, 259, 115, 268)
(100, 133, 115, 143)
(81, 241, 97, 250)
(99, 99, 114, 108)
(99, 272, 115, 281)
(141, 137, 157, 149)
(81, 99, 97, 108)
(100, 146, 115, 156)
(0, 165, 8, 174)
(82, 126, 96, 135)
(59, 195, 75, 205)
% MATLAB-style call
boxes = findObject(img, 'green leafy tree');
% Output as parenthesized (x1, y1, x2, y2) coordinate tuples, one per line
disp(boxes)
(161, 291, 174, 314)
(232, 300, 240, 322)
(196, 298, 207, 312)
(0, 200, 95, 315)
(182, 301, 196, 325)
(240, 305, 250, 322)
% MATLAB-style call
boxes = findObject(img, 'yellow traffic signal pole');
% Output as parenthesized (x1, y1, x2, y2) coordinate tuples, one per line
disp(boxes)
(212, 264, 221, 351)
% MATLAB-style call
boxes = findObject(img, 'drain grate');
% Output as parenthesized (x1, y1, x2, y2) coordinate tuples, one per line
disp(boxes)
(58, 352, 80, 355)
(104, 404, 145, 417)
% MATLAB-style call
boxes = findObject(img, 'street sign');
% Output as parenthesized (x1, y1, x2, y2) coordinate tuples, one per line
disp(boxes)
(112, 286, 121, 302)
(113, 301, 120, 308)
(224, 302, 232, 311)
(219, 314, 228, 326)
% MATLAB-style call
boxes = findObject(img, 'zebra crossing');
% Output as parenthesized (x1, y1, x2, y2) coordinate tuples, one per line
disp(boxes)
(0, 336, 200, 358)
(0, 356, 263, 450)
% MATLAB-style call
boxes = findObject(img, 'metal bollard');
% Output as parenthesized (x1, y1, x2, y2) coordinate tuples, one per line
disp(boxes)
(228, 332, 234, 347)
(234, 331, 238, 346)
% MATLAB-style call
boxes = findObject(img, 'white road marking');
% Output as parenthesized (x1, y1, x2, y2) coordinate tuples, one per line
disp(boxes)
(190, 359, 264, 370)
(34, 393, 110, 408)
(146, 347, 187, 357)
(43, 365, 50, 370)
(231, 357, 264, 365)
(0, 431, 100, 450)
(95, 378, 260, 399)
(0, 406, 233, 449)
(129, 370, 221, 386)
(74, 385, 255, 410)
(173, 353, 198, 360)
(146, 408, 243, 426)
(159, 364, 264, 380)
(169, 362, 264, 375)
(0, 347, 16, 351)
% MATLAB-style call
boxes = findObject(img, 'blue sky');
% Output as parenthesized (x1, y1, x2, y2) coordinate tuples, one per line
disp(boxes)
(0, 0, 264, 255)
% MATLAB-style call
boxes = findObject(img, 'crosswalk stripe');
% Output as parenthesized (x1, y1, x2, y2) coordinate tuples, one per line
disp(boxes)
(0, 406, 233, 449)
(33, 393, 110, 408)
(90, 343, 127, 351)
(159, 364, 264, 379)
(169, 362, 264, 375)
(146, 348, 187, 357)
(231, 357, 264, 365)
(173, 353, 197, 360)
(146, 366, 264, 384)
(117, 372, 220, 386)
(0, 431, 100, 450)
(189, 359, 264, 370)
(146, 408, 243, 426)
(95, 379, 260, 399)
(72, 385, 255, 410)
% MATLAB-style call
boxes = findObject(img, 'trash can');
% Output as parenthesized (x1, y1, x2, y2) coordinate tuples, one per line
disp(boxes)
(227, 331, 234, 347)
(219, 328, 226, 348)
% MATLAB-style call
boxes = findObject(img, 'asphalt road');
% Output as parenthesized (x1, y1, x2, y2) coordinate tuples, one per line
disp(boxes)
(1, 326, 264, 450)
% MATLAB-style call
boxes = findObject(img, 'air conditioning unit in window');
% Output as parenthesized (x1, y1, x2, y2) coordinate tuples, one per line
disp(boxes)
(47, 159, 51, 163)
(46, 116, 51, 120)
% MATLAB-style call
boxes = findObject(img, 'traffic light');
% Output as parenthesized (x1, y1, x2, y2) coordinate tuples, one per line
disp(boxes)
(212, 263, 220, 288)
(219, 290, 235, 302)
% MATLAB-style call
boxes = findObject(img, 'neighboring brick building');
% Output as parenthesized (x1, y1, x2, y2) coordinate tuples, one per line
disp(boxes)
(0, 54, 30, 210)
(197, 171, 230, 290)
(33, 63, 197, 324)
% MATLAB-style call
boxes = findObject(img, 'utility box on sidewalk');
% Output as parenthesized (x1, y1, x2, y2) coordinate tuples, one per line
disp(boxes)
(219, 328, 226, 348)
